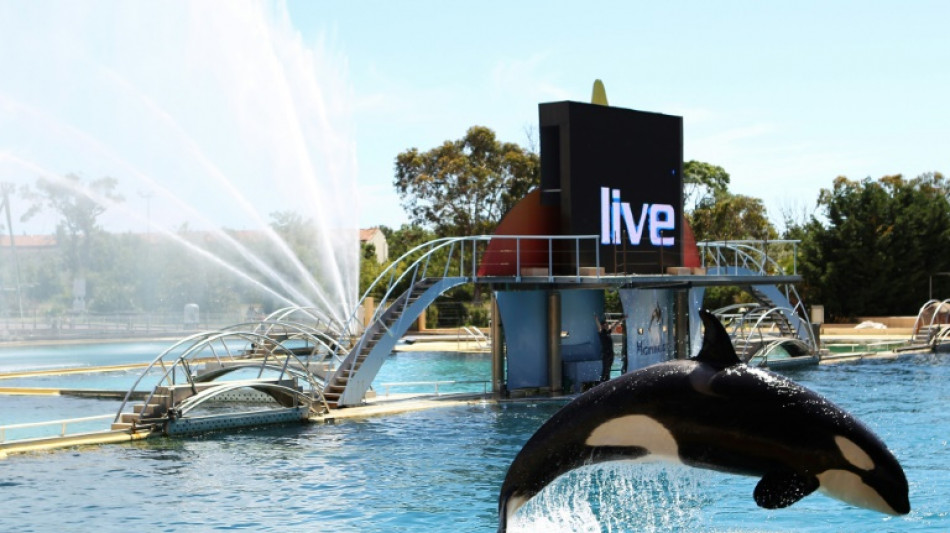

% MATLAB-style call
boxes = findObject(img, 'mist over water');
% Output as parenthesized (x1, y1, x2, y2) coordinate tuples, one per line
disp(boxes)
(0, 1, 359, 320)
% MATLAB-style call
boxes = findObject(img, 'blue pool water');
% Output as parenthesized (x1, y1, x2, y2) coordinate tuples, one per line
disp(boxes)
(1, 343, 948, 532)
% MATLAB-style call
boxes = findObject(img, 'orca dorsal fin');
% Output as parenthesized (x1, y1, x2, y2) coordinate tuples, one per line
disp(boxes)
(694, 309, 741, 369)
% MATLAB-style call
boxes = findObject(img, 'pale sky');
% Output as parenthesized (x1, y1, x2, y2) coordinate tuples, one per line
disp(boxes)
(2, 1, 948, 235)
(289, 0, 950, 232)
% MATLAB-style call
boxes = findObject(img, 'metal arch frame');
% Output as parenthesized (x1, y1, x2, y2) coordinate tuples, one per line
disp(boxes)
(172, 381, 321, 418)
(137, 331, 324, 421)
(737, 306, 818, 360)
(910, 298, 950, 343)
(712, 302, 765, 339)
(115, 322, 336, 424)
(192, 361, 321, 385)
(262, 306, 346, 336)
(236, 320, 350, 360)
(746, 337, 815, 367)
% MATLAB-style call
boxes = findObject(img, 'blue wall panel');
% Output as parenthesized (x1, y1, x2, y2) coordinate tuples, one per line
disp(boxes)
(559, 289, 604, 361)
(496, 291, 548, 389)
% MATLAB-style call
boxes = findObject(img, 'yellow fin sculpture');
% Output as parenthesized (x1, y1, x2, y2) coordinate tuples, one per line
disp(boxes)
(591, 79, 609, 106)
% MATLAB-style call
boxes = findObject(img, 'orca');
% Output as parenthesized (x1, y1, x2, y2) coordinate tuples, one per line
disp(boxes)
(497, 309, 909, 532)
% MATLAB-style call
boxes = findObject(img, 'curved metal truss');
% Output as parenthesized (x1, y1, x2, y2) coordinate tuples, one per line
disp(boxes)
(172, 381, 316, 418)
(910, 298, 950, 344)
(698, 239, 801, 276)
(114, 316, 350, 429)
(713, 303, 818, 361)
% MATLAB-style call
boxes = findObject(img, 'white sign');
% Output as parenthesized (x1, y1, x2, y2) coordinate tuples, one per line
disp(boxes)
(600, 187, 675, 246)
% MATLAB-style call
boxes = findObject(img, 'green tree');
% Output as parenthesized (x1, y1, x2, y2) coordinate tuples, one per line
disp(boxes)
(359, 242, 385, 299)
(682, 165, 776, 311)
(683, 160, 730, 213)
(800, 173, 950, 320)
(380, 224, 435, 261)
(394, 126, 540, 237)
(687, 190, 777, 242)
(20, 174, 123, 277)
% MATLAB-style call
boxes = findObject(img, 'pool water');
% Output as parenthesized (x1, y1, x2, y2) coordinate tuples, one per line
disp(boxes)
(1, 344, 948, 532)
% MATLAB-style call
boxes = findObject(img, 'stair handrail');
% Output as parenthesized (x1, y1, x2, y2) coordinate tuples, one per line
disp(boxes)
(345, 236, 484, 340)
(461, 326, 489, 348)
(345, 234, 602, 340)
(699, 240, 801, 276)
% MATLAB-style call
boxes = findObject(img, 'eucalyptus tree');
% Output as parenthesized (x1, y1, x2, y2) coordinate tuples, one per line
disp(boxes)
(683, 159, 730, 213)
(394, 126, 539, 238)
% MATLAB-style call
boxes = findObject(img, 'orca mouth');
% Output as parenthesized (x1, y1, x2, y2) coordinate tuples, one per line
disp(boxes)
(817, 469, 910, 516)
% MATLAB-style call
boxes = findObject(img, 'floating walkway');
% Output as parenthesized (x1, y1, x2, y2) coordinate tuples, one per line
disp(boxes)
(0, 386, 490, 457)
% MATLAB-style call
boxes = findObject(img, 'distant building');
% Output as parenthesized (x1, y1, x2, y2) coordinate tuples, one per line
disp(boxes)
(0, 234, 58, 249)
(359, 227, 388, 263)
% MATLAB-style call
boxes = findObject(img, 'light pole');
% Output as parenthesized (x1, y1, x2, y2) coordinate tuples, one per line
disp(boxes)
(138, 191, 154, 331)
(1, 183, 24, 322)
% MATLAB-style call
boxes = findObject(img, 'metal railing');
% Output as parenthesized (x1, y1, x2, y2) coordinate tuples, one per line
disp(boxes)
(344, 235, 601, 338)
(459, 326, 489, 349)
(377, 380, 491, 397)
(699, 240, 801, 276)
(0, 414, 115, 444)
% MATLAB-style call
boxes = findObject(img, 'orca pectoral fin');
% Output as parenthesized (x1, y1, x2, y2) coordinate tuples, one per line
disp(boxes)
(753, 469, 820, 509)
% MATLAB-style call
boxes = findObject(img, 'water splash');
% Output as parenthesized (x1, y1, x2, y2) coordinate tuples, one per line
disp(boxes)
(510, 463, 714, 533)
(0, 1, 359, 321)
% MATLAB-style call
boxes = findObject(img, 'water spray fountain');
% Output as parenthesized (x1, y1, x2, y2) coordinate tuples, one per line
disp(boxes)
(0, 1, 360, 326)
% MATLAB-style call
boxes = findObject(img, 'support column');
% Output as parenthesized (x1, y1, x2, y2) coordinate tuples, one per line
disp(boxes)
(490, 292, 505, 397)
(674, 289, 690, 359)
(547, 291, 562, 394)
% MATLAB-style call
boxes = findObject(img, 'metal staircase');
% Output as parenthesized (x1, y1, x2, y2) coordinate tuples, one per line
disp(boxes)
(323, 277, 467, 407)
(700, 240, 817, 354)
(114, 235, 605, 429)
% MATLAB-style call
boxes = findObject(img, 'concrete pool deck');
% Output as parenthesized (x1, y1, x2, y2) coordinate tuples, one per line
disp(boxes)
(0, 391, 491, 458)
